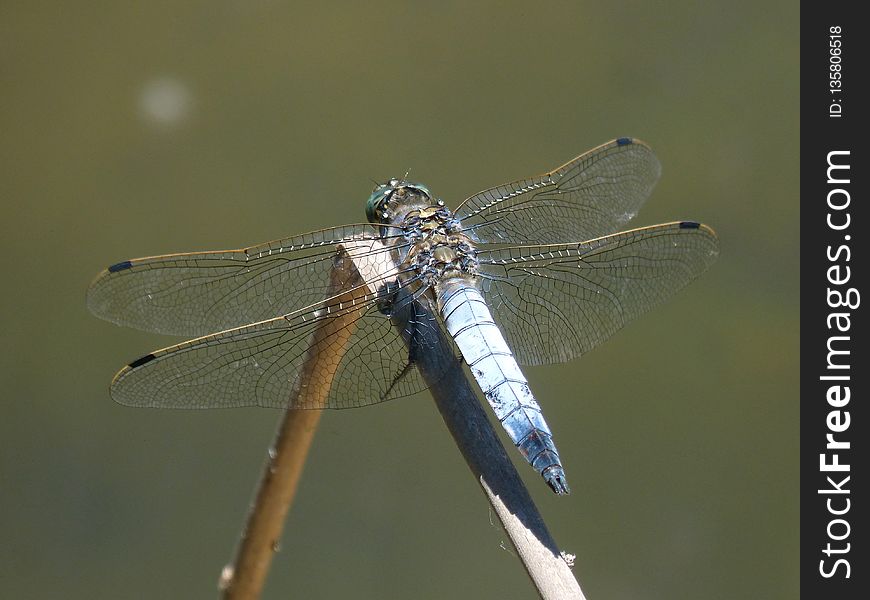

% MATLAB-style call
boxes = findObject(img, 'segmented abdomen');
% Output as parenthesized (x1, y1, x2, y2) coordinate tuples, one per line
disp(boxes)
(435, 277, 569, 494)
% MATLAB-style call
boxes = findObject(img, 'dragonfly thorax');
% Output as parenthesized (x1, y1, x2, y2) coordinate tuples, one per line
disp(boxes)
(366, 178, 477, 284)
(402, 208, 479, 285)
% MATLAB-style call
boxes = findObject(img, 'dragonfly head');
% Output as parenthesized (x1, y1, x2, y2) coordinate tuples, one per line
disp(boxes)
(366, 179, 433, 224)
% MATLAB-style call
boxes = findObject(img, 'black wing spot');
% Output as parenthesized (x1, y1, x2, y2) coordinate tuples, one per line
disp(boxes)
(108, 260, 133, 273)
(128, 353, 156, 369)
(616, 137, 633, 146)
(679, 221, 701, 229)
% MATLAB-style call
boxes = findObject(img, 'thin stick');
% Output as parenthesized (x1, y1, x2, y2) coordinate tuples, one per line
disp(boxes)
(219, 252, 368, 599)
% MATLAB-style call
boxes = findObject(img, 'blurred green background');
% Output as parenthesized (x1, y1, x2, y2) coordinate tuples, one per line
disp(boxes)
(1, 1, 798, 598)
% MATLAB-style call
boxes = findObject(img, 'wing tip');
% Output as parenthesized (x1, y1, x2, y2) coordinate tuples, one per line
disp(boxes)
(675, 221, 720, 257)
(87, 260, 135, 320)
(109, 353, 156, 394)
(683, 221, 719, 240)
(675, 221, 720, 265)
(110, 353, 160, 408)
(607, 137, 660, 180)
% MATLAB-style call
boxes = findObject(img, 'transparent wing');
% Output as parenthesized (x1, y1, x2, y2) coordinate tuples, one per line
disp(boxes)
(455, 138, 661, 245)
(87, 224, 411, 337)
(109, 289, 436, 409)
(475, 221, 719, 366)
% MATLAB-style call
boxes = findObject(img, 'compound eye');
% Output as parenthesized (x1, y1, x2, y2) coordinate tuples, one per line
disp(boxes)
(366, 186, 394, 222)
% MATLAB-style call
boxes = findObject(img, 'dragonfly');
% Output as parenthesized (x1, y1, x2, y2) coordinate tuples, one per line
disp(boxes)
(88, 137, 719, 495)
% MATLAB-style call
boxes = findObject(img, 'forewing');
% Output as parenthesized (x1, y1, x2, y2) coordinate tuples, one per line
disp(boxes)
(455, 138, 661, 245)
(110, 294, 430, 410)
(87, 224, 408, 337)
(475, 222, 719, 365)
